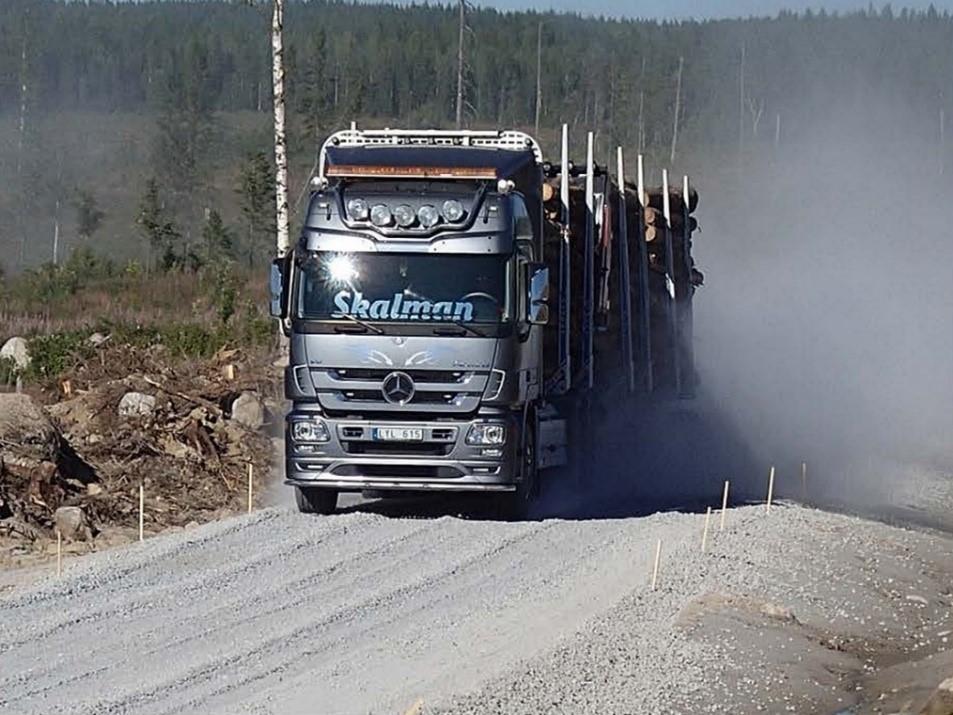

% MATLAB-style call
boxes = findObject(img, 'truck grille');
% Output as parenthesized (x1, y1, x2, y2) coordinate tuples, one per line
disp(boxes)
(337, 389, 462, 406)
(312, 367, 490, 414)
(343, 442, 452, 457)
(331, 368, 471, 384)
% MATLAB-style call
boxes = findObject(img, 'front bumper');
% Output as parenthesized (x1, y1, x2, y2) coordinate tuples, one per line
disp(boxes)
(285, 412, 520, 493)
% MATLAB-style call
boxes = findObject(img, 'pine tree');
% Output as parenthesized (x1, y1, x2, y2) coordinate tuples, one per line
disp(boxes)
(201, 209, 234, 262)
(74, 189, 104, 243)
(237, 151, 276, 267)
(136, 178, 182, 272)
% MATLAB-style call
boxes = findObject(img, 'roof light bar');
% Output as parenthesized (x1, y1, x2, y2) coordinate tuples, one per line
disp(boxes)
(325, 165, 498, 180)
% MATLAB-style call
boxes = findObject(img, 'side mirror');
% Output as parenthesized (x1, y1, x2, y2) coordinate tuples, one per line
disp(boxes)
(269, 258, 286, 319)
(527, 263, 550, 326)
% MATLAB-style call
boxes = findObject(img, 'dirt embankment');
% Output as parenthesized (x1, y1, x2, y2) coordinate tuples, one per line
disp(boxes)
(0, 338, 283, 576)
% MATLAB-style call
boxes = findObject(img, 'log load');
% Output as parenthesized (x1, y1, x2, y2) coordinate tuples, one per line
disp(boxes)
(541, 175, 702, 394)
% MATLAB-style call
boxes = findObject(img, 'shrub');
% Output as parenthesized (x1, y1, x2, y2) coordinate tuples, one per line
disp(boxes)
(0, 356, 17, 385)
(24, 332, 93, 379)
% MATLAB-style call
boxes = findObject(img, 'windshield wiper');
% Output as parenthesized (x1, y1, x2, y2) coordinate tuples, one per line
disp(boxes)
(402, 288, 487, 338)
(336, 312, 385, 335)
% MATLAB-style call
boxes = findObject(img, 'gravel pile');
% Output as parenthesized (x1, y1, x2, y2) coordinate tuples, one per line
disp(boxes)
(1, 503, 952, 714)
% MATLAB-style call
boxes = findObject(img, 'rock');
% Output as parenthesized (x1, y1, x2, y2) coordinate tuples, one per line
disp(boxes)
(760, 602, 796, 622)
(920, 676, 953, 715)
(54, 506, 91, 541)
(159, 434, 199, 461)
(230, 392, 264, 430)
(88, 332, 109, 346)
(118, 392, 156, 418)
(0, 393, 59, 463)
(87, 434, 103, 445)
(906, 594, 929, 606)
(0, 337, 30, 371)
(86, 483, 104, 496)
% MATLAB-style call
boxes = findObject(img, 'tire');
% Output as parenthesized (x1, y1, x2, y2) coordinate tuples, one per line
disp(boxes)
(493, 414, 538, 521)
(295, 487, 338, 515)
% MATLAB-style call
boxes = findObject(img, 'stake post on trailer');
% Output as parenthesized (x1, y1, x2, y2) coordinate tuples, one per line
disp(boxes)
(616, 147, 635, 393)
(557, 123, 572, 395)
(679, 174, 695, 398)
(636, 155, 653, 393)
(583, 132, 595, 391)
(661, 169, 681, 395)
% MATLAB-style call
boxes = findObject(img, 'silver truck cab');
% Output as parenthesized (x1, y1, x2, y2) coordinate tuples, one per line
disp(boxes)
(271, 129, 552, 515)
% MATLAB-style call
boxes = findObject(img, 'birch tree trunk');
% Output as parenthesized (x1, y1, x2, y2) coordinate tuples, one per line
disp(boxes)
(16, 25, 28, 269)
(455, 0, 465, 129)
(534, 21, 542, 137)
(271, 0, 290, 258)
(669, 56, 683, 165)
(738, 43, 746, 157)
(637, 56, 646, 153)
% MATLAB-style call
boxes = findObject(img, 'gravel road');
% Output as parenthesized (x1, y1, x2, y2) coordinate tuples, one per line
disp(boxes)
(3, 497, 953, 715)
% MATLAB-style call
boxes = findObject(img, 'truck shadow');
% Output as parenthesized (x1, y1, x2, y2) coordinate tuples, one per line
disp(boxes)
(336, 396, 767, 522)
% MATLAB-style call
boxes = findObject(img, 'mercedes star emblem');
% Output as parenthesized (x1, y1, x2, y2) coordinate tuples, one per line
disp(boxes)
(382, 371, 415, 405)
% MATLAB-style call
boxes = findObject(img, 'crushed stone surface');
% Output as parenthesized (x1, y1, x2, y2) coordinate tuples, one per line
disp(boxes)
(2, 502, 952, 714)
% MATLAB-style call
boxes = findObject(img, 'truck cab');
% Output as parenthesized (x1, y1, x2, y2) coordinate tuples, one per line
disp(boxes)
(271, 128, 552, 516)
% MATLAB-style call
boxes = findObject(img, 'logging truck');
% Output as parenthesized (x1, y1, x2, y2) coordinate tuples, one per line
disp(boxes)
(270, 126, 700, 516)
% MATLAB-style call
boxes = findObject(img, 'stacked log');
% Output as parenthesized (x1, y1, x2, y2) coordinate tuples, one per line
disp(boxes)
(541, 176, 702, 394)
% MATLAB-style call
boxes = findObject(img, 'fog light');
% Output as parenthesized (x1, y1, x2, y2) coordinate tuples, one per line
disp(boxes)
(418, 204, 440, 228)
(442, 199, 465, 222)
(346, 198, 369, 221)
(393, 204, 416, 228)
(370, 204, 393, 227)
(466, 423, 506, 445)
(291, 419, 330, 443)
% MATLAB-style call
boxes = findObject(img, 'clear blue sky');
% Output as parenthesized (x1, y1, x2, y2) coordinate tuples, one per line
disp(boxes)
(453, 1, 953, 18)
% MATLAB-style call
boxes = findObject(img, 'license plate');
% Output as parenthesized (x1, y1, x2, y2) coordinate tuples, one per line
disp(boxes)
(372, 427, 423, 442)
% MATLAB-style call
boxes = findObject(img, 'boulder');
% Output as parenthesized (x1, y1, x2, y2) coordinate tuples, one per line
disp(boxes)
(230, 391, 264, 430)
(920, 676, 953, 715)
(0, 337, 30, 371)
(54, 506, 91, 541)
(118, 392, 156, 418)
(0, 393, 59, 463)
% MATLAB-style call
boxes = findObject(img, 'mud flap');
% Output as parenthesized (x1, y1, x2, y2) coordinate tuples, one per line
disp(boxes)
(538, 405, 568, 469)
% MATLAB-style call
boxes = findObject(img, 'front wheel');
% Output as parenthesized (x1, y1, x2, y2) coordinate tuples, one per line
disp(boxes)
(493, 414, 538, 521)
(295, 487, 338, 515)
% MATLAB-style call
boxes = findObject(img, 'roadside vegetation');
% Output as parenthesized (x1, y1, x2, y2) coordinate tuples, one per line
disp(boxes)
(0, 254, 274, 388)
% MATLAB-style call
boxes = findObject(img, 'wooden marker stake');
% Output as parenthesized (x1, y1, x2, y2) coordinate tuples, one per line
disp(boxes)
(224, 364, 236, 381)
(247, 463, 254, 514)
(801, 462, 807, 501)
(651, 539, 662, 590)
(139, 484, 145, 541)
(766, 466, 776, 513)
(720, 480, 730, 531)
(701, 506, 712, 552)
(56, 529, 62, 578)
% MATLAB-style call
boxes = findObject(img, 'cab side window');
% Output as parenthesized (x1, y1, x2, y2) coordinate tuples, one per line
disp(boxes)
(511, 195, 535, 334)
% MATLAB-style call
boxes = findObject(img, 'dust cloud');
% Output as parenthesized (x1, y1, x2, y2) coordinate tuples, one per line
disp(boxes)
(695, 94, 953, 511)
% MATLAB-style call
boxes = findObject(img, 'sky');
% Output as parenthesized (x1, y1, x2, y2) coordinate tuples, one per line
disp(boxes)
(434, 0, 953, 18)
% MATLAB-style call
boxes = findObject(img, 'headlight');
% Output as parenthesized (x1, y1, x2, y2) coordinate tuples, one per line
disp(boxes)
(442, 199, 465, 222)
(418, 204, 440, 228)
(393, 204, 416, 228)
(291, 419, 330, 443)
(346, 198, 369, 221)
(370, 204, 393, 227)
(466, 423, 506, 445)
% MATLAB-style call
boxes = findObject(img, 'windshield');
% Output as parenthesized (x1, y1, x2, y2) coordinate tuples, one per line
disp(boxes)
(297, 252, 511, 324)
